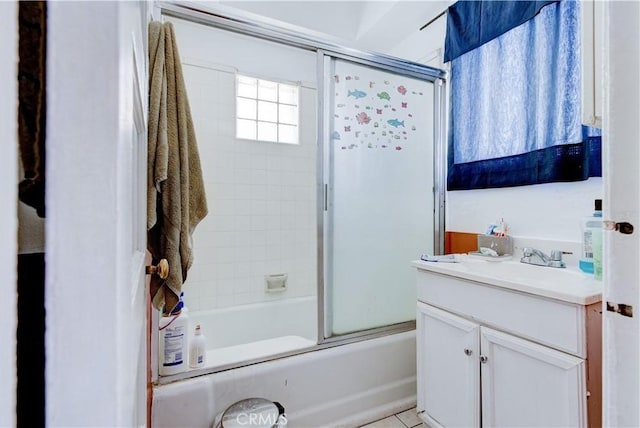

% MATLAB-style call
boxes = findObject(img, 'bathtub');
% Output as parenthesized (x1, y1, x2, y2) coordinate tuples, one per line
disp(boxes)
(152, 330, 417, 427)
(188, 296, 318, 349)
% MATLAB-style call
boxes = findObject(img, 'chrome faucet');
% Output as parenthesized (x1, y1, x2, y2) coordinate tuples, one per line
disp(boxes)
(520, 247, 567, 268)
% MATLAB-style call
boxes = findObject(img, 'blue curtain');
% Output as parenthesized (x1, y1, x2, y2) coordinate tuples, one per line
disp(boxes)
(446, 0, 602, 190)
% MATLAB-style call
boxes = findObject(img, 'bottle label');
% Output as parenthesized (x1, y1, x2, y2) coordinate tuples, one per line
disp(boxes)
(583, 230, 594, 259)
(163, 325, 185, 366)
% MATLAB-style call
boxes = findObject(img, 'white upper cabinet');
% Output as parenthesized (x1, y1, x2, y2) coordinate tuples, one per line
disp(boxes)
(581, 0, 603, 127)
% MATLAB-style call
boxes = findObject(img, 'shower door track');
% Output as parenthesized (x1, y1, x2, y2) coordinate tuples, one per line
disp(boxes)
(155, 1, 447, 382)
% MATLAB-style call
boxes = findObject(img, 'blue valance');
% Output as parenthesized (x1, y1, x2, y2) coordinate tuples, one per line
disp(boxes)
(444, 0, 559, 62)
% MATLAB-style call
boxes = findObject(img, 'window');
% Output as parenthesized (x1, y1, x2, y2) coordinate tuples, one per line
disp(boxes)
(236, 75, 299, 144)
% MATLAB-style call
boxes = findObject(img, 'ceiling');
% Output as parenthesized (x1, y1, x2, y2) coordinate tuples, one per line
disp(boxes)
(215, 1, 450, 55)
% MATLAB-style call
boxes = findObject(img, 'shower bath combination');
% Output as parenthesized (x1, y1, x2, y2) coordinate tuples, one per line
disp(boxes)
(153, 3, 446, 426)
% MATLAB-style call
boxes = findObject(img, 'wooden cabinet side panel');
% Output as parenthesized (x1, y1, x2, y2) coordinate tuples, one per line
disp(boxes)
(586, 302, 602, 428)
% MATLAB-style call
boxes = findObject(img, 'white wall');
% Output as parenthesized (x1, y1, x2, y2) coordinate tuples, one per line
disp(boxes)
(385, 10, 603, 244)
(0, 2, 17, 426)
(169, 18, 318, 312)
(47, 2, 148, 426)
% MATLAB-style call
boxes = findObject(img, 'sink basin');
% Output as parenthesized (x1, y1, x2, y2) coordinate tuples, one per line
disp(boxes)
(412, 255, 602, 305)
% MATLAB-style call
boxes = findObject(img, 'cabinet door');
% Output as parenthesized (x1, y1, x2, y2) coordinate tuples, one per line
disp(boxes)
(417, 302, 480, 428)
(480, 327, 587, 427)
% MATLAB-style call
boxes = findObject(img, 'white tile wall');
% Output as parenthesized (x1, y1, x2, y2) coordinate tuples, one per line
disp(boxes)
(182, 65, 317, 311)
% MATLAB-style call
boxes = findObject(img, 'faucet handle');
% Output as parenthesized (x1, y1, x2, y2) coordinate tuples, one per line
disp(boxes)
(550, 250, 572, 261)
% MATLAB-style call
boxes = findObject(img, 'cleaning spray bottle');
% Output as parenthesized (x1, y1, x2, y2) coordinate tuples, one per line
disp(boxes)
(158, 294, 189, 376)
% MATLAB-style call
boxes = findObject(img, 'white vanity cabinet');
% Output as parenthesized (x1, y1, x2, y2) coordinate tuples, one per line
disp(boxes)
(414, 261, 602, 428)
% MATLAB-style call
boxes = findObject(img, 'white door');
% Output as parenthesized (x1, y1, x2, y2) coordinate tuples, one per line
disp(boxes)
(417, 302, 480, 428)
(46, 2, 149, 426)
(603, 2, 640, 426)
(0, 1, 18, 426)
(480, 327, 586, 427)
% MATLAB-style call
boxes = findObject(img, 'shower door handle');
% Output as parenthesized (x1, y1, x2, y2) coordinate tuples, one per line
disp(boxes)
(324, 184, 328, 211)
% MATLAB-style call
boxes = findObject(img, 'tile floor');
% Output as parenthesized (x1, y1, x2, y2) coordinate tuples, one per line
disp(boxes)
(359, 407, 422, 428)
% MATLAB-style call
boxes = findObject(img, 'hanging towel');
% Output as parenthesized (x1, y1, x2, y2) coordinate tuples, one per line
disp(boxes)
(147, 21, 208, 313)
(18, 1, 47, 218)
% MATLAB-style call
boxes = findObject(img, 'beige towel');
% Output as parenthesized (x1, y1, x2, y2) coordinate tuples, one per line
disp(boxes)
(147, 21, 208, 313)
(18, 1, 47, 218)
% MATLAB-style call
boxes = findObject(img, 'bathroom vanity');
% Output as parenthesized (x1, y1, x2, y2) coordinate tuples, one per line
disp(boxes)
(413, 257, 602, 428)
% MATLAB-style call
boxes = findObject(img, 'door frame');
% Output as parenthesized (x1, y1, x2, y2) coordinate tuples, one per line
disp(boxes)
(0, 1, 18, 426)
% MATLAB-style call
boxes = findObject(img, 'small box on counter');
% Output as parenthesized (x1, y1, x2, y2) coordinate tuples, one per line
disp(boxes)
(477, 235, 513, 256)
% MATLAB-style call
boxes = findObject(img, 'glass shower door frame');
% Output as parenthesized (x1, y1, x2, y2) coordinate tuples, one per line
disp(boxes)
(316, 51, 446, 344)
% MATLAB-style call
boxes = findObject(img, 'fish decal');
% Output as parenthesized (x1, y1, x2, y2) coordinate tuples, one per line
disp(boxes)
(346, 76, 352, 80)
(391, 108, 396, 112)
(401, 102, 407, 108)
(397, 85, 407, 95)
(381, 145, 387, 148)
(369, 81, 375, 88)
(355, 112, 371, 125)
(344, 126, 351, 132)
(395, 146, 402, 151)
(376, 109, 383, 114)
(387, 119, 405, 128)
(365, 106, 371, 110)
(355, 131, 361, 138)
(374, 122, 379, 128)
(331, 131, 341, 140)
(394, 135, 400, 140)
(367, 143, 373, 148)
(349, 144, 357, 149)
(377, 92, 391, 101)
(382, 131, 387, 136)
(341, 146, 347, 150)
(337, 103, 346, 108)
(355, 105, 360, 109)
(334, 114, 339, 118)
(384, 80, 390, 85)
(411, 125, 416, 131)
(348, 89, 367, 99)
(408, 114, 413, 117)
(334, 75, 340, 83)
(354, 76, 360, 80)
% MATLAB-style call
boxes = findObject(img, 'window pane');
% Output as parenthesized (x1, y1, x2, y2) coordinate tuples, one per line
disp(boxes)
(279, 84, 298, 105)
(237, 98, 257, 120)
(258, 121, 278, 142)
(237, 77, 257, 98)
(279, 104, 297, 125)
(258, 100, 277, 122)
(237, 119, 257, 140)
(278, 124, 298, 144)
(258, 80, 278, 102)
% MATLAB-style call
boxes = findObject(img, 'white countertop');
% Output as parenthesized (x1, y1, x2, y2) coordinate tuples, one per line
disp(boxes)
(412, 255, 602, 305)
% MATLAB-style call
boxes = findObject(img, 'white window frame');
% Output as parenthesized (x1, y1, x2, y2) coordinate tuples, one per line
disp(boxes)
(235, 74, 300, 144)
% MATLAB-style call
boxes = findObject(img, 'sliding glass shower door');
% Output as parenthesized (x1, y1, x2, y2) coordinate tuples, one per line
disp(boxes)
(322, 56, 437, 337)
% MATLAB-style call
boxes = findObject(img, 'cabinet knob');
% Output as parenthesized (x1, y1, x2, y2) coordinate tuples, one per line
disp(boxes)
(464, 348, 473, 356)
(480, 355, 489, 364)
